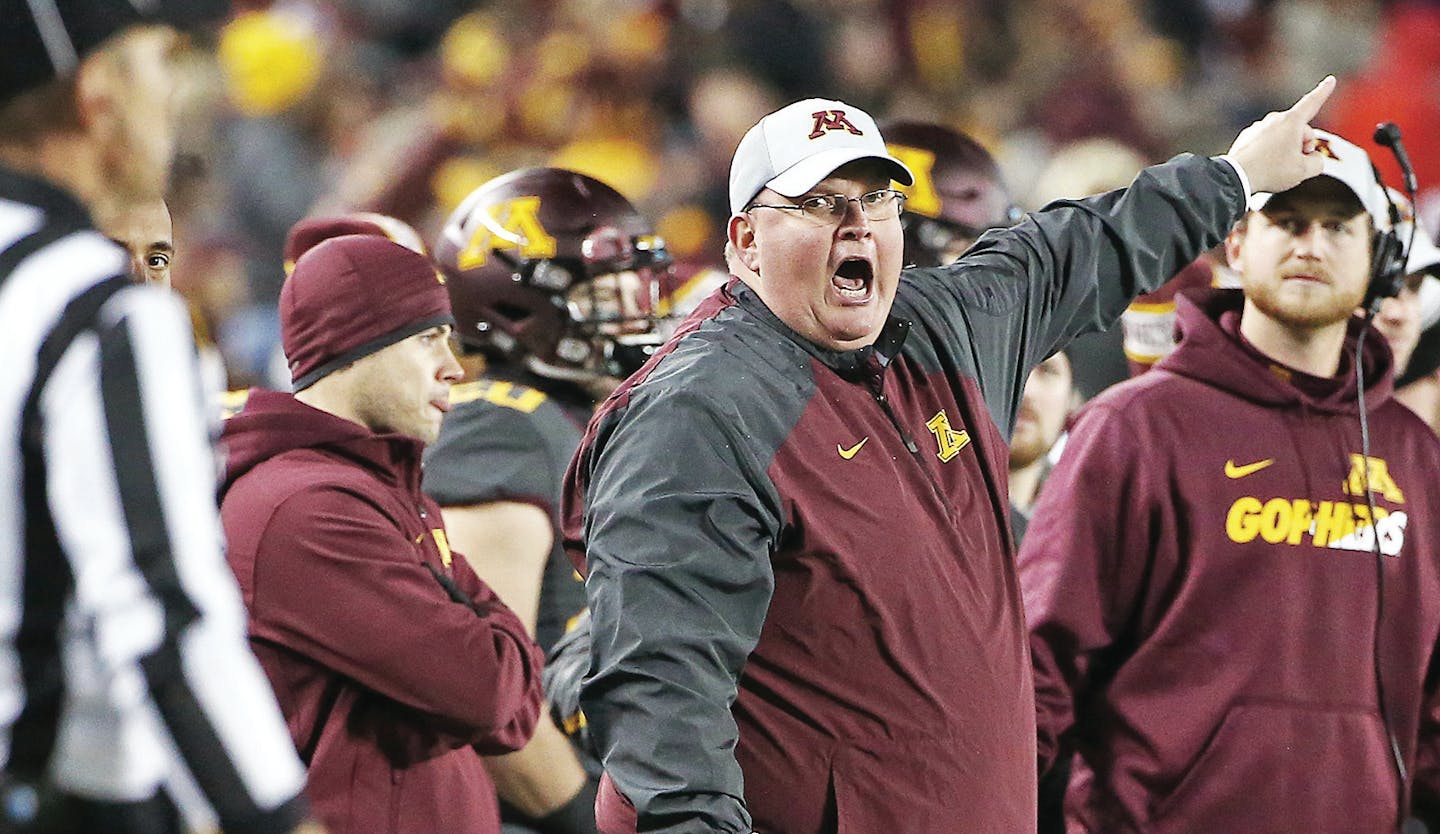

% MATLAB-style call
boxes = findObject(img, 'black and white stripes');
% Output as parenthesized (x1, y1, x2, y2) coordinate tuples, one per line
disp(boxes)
(0, 169, 308, 833)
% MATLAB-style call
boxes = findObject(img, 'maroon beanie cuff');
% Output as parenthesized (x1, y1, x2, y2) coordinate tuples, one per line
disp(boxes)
(291, 312, 454, 391)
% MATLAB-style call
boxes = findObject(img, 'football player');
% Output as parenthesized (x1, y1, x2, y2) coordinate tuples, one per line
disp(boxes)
(426, 168, 674, 834)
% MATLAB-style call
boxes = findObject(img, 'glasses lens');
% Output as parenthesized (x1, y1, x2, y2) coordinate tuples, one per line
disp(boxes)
(859, 190, 902, 220)
(793, 195, 838, 222)
(789, 191, 904, 223)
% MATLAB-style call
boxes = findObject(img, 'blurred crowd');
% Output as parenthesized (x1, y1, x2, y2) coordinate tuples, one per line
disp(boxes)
(163, 0, 1440, 390)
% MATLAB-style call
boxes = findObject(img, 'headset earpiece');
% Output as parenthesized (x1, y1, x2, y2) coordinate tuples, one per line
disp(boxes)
(1364, 159, 1408, 310)
(1366, 228, 1406, 308)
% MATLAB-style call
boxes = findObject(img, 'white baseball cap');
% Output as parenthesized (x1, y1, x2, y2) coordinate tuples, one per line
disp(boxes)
(1249, 129, 1393, 230)
(728, 98, 914, 215)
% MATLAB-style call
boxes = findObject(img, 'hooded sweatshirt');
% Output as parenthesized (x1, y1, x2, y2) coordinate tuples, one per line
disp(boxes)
(1021, 289, 1440, 833)
(219, 389, 543, 834)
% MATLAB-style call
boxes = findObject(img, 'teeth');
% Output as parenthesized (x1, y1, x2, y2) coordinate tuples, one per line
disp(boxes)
(832, 277, 867, 297)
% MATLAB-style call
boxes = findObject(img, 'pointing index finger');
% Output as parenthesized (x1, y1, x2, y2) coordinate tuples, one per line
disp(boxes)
(1286, 75, 1337, 122)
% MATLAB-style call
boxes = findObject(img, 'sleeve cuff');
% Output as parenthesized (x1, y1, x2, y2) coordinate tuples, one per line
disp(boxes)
(1215, 154, 1253, 201)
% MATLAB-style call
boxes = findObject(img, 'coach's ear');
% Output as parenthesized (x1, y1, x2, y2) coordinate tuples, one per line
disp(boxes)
(1225, 214, 1250, 273)
(727, 212, 762, 277)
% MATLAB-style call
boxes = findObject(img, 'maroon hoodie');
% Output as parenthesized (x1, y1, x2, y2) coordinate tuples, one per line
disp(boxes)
(219, 389, 543, 834)
(1022, 290, 1440, 832)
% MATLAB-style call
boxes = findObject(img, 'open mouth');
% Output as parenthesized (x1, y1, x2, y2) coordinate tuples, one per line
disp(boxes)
(832, 257, 874, 300)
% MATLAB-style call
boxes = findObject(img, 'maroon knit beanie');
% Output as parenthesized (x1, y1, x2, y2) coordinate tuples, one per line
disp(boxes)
(280, 235, 453, 391)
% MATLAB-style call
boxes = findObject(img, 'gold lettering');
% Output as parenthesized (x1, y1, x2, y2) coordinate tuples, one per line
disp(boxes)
(1228, 496, 1398, 551)
(561, 709, 588, 735)
(1343, 454, 1406, 504)
(1259, 498, 1292, 544)
(888, 145, 941, 217)
(456, 196, 557, 270)
(1314, 501, 1355, 547)
(432, 529, 452, 568)
(1287, 500, 1313, 545)
(1226, 496, 1264, 543)
(448, 380, 548, 414)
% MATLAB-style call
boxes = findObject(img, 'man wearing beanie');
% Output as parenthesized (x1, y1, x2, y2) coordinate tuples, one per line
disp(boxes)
(561, 80, 1340, 832)
(219, 234, 545, 834)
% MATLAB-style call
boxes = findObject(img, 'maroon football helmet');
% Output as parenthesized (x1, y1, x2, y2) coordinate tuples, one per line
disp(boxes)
(881, 121, 1020, 267)
(434, 168, 674, 380)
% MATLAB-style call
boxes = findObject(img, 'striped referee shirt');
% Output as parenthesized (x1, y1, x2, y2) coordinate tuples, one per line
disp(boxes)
(0, 166, 308, 832)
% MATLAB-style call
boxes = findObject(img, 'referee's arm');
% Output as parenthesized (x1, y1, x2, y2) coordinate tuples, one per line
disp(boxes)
(44, 282, 312, 834)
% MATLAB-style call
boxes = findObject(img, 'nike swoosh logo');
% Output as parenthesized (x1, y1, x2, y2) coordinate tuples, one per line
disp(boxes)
(1225, 458, 1275, 479)
(837, 437, 869, 460)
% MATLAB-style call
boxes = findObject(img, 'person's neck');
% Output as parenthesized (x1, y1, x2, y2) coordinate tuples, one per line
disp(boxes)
(1238, 300, 1348, 378)
(294, 380, 369, 433)
(0, 134, 104, 211)
(1009, 458, 1046, 513)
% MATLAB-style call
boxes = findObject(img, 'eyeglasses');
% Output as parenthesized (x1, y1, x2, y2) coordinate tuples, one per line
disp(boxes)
(747, 188, 906, 224)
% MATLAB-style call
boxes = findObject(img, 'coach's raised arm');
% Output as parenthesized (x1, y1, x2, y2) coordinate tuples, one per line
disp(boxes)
(561, 78, 1340, 834)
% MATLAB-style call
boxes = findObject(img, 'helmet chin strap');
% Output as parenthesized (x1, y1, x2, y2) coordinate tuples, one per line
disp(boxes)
(525, 354, 604, 384)
(523, 355, 621, 401)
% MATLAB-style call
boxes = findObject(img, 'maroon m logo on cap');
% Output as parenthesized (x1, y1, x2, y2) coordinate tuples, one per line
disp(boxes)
(1311, 136, 1340, 162)
(809, 110, 863, 140)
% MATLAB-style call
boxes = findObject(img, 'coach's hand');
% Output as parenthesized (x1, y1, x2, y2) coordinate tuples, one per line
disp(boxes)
(1226, 75, 1337, 196)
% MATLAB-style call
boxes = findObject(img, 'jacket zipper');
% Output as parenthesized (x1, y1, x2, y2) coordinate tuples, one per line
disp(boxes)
(871, 387, 920, 454)
(868, 381, 955, 515)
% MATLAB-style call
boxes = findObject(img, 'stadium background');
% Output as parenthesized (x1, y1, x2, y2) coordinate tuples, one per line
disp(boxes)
(162, 0, 1440, 389)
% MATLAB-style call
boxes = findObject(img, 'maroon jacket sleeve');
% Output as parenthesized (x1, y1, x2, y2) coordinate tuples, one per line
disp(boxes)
(250, 484, 543, 749)
(446, 542, 548, 754)
(1018, 401, 1161, 773)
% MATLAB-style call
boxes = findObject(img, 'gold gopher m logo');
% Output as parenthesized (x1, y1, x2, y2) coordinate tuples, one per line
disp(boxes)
(809, 110, 863, 140)
(456, 196, 557, 271)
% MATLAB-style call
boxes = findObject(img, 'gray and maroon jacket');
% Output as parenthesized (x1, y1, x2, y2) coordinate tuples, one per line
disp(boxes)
(1022, 290, 1440, 832)
(561, 155, 1245, 834)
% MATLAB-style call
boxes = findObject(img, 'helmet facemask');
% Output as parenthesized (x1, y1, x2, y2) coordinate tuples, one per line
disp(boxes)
(436, 168, 676, 384)
(525, 229, 674, 380)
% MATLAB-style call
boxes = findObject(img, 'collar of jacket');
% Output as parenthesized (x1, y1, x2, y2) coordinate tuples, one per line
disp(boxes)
(0, 163, 93, 230)
(221, 389, 429, 494)
(731, 278, 911, 385)
(1161, 287, 1395, 414)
